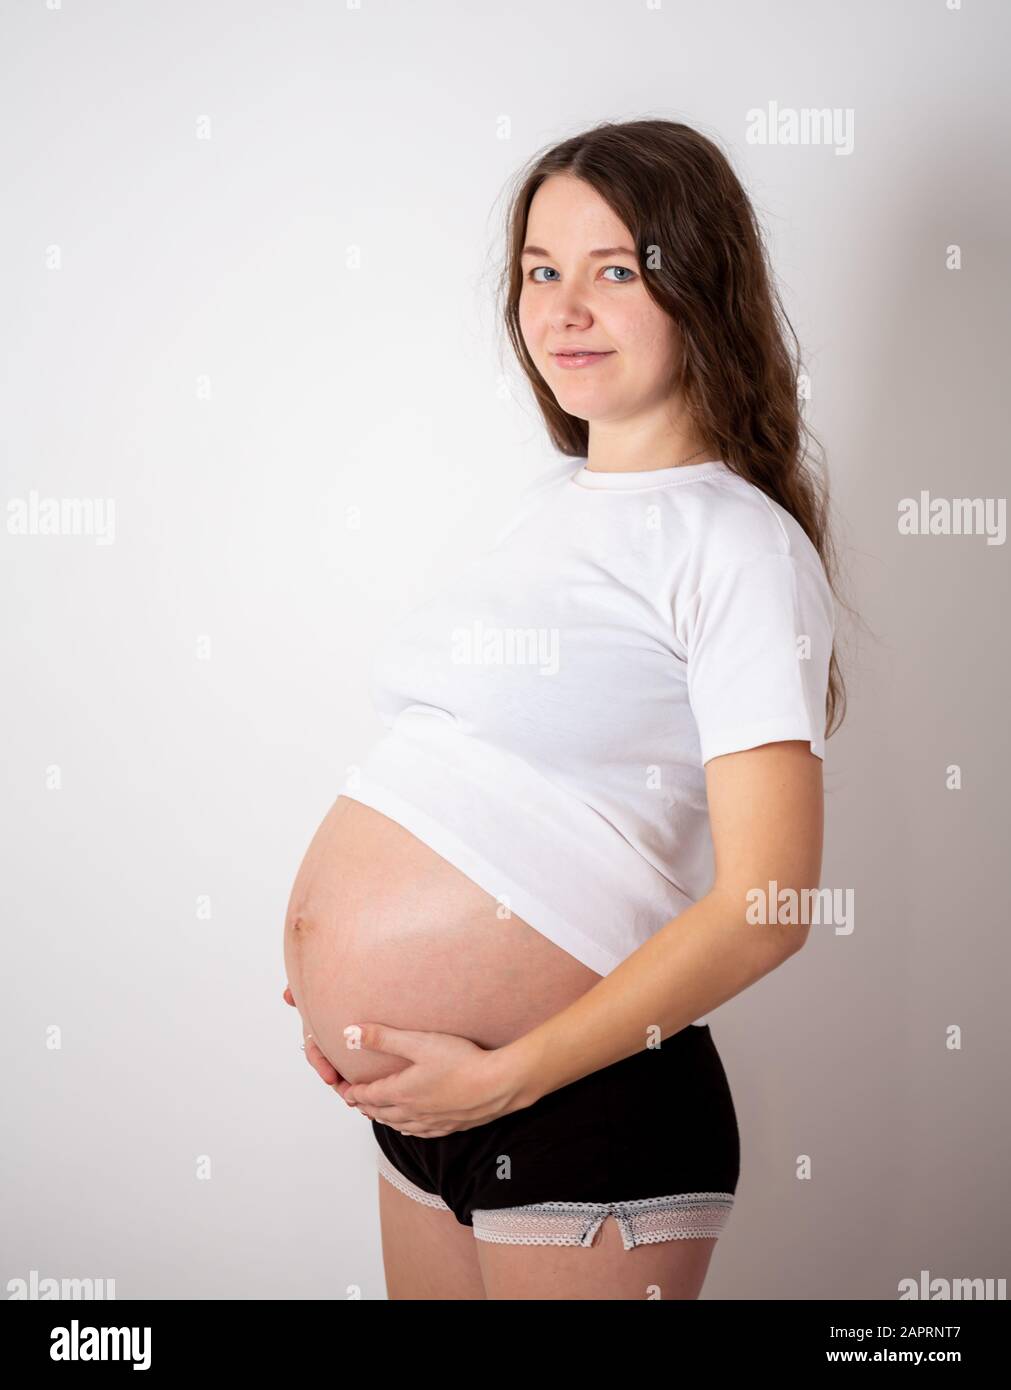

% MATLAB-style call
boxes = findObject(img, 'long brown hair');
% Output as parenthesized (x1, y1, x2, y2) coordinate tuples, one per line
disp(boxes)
(495, 118, 848, 742)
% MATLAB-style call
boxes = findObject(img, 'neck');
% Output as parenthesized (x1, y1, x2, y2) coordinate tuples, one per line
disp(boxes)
(584, 420, 712, 474)
(584, 436, 712, 475)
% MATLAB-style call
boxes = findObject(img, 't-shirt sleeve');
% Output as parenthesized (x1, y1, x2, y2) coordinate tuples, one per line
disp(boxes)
(683, 551, 835, 765)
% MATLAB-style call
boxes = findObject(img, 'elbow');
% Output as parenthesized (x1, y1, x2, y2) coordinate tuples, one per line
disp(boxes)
(712, 873, 820, 957)
(762, 913, 812, 966)
(762, 915, 811, 962)
(782, 919, 812, 954)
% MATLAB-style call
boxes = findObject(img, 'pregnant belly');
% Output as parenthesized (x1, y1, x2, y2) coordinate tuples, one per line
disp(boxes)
(283, 794, 602, 1085)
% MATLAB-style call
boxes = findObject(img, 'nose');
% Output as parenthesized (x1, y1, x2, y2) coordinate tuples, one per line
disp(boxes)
(548, 294, 593, 331)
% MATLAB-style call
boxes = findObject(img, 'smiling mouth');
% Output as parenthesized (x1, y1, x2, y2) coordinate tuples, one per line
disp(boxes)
(551, 350, 615, 368)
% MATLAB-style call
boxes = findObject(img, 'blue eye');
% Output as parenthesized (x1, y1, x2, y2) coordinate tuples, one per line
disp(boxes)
(526, 265, 637, 284)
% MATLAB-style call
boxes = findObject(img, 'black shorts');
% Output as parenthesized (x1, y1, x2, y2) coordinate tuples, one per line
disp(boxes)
(372, 1022, 740, 1250)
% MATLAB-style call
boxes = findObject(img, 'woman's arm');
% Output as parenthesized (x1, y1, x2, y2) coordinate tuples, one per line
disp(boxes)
(496, 738, 824, 1108)
(340, 738, 824, 1133)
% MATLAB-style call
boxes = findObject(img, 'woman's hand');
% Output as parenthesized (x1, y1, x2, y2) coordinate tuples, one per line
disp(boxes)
(282, 984, 354, 1102)
(341, 1022, 527, 1137)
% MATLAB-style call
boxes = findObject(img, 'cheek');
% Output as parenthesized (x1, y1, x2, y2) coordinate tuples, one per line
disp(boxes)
(517, 292, 542, 347)
(620, 305, 680, 384)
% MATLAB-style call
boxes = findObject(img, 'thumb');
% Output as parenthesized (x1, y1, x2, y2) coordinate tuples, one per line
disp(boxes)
(342, 1022, 430, 1061)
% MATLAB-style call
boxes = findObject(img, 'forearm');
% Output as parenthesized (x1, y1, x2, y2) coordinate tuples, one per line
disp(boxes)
(499, 885, 807, 1109)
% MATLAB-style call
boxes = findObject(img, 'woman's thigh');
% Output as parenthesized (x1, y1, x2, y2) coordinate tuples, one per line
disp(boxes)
(475, 1222, 717, 1301)
(376, 1175, 487, 1300)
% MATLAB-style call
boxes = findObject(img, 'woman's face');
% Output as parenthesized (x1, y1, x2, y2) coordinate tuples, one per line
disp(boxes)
(518, 173, 682, 427)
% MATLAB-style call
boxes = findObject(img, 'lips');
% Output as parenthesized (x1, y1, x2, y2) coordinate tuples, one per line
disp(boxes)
(551, 349, 615, 370)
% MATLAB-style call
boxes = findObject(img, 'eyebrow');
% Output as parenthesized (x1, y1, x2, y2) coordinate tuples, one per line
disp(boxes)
(520, 245, 638, 259)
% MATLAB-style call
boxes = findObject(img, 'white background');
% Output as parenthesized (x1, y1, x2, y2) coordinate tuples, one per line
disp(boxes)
(2, 0, 1008, 1299)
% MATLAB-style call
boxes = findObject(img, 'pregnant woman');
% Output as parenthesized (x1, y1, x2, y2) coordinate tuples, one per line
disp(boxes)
(282, 118, 846, 1301)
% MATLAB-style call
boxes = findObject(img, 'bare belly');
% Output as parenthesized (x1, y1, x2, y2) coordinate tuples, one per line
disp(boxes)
(282, 794, 603, 1085)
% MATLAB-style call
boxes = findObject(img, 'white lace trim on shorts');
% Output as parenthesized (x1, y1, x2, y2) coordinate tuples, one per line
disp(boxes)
(375, 1144, 451, 1210)
(471, 1193, 734, 1250)
(376, 1142, 733, 1249)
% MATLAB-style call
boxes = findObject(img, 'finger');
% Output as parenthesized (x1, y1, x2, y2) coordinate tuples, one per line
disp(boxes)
(370, 1118, 444, 1138)
(304, 1039, 343, 1089)
(343, 1022, 429, 1061)
(343, 1076, 400, 1109)
(357, 1104, 412, 1125)
(305, 1036, 340, 1086)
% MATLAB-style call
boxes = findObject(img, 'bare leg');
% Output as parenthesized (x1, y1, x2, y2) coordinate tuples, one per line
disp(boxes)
(376, 1176, 487, 1301)
(475, 1217, 717, 1301)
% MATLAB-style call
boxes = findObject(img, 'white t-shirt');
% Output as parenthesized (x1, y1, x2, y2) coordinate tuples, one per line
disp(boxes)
(342, 456, 835, 1003)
